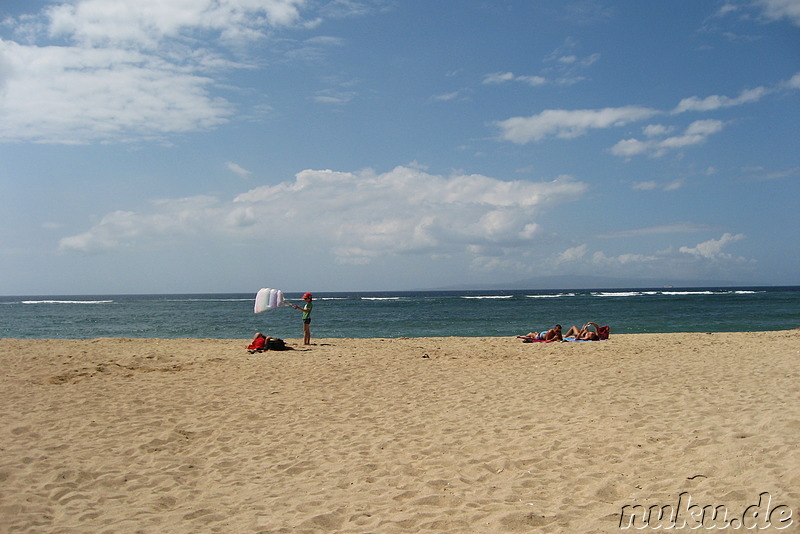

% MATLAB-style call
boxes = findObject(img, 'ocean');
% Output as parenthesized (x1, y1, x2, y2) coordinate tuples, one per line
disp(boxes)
(1, 287, 798, 340)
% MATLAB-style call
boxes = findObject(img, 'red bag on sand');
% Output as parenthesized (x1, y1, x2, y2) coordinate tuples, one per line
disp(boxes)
(597, 326, 610, 340)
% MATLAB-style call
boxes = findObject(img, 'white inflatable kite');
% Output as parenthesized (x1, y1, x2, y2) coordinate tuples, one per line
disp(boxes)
(254, 288, 288, 313)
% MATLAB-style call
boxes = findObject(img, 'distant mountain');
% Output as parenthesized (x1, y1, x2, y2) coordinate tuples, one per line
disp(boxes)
(435, 274, 748, 291)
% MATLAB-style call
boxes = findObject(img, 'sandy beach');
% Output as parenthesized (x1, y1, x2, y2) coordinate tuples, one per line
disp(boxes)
(1, 331, 798, 533)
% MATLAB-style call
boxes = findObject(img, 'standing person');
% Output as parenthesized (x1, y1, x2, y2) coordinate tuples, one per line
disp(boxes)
(293, 292, 313, 345)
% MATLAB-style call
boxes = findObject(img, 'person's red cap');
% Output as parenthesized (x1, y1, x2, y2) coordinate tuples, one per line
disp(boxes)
(302, 292, 313, 299)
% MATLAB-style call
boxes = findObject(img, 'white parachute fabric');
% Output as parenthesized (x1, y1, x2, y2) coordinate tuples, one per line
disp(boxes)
(254, 288, 287, 313)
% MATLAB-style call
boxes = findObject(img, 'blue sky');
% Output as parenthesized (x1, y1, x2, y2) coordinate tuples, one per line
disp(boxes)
(1, 0, 798, 295)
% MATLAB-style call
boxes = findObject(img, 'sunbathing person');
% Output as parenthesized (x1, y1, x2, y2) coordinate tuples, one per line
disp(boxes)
(564, 322, 602, 341)
(246, 332, 273, 353)
(519, 324, 563, 342)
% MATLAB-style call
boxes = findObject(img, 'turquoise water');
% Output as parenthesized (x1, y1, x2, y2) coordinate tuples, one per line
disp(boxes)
(1, 287, 798, 340)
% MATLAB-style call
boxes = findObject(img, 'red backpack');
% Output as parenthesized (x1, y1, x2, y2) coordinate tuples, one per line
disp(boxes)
(597, 326, 610, 340)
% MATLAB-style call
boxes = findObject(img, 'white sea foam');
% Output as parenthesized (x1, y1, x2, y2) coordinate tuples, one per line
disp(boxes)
(22, 300, 113, 304)
(661, 291, 716, 296)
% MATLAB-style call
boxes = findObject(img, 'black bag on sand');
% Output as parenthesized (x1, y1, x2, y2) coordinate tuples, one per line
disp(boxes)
(267, 338, 292, 351)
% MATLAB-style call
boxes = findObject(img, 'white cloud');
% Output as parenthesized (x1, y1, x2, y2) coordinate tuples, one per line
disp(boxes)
(590, 250, 658, 267)
(756, 0, 800, 26)
(714, 3, 740, 17)
(611, 119, 725, 158)
(0, 0, 311, 144)
(535, 228, 754, 281)
(432, 91, 462, 102)
(679, 233, 746, 259)
(0, 39, 234, 143)
(632, 181, 658, 191)
(517, 75, 547, 86)
(498, 72, 791, 150)
(673, 86, 770, 113)
(60, 166, 588, 265)
(59, 195, 223, 253)
(642, 124, 673, 137)
(744, 165, 800, 181)
(542, 41, 600, 85)
(672, 71, 800, 114)
(663, 179, 685, 191)
(482, 72, 515, 84)
(496, 106, 659, 144)
(285, 35, 345, 61)
(226, 161, 252, 178)
(557, 244, 587, 262)
(45, 0, 305, 48)
(482, 71, 546, 86)
(482, 50, 599, 90)
(660, 119, 725, 147)
(783, 71, 800, 89)
(611, 138, 651, 157)
(630, 178, 685, 191)
(312, 88, 356, 104)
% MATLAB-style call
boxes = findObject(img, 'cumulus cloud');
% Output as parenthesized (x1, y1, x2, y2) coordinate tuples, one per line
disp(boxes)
(481, 46, 599, 90)
(45, 0, 305, 48)
(673, 86, 770, 113)
(60, 166, 588, 265)
(631, 179, 685, 191)
(312, 88, 356, 105)
(591, 251, 659, 266)
(611, 119, 725, 158)
(672, 71, 800, 115)
(642, 124, 674, 137)
(495, 106, 659, 144)
(59, 195, 224, 253)
(0, 0, 311, 143)
(756, 0, 800, 25)
(557, 244, 587, 262)
(482, 72, 515, 84)
(0, 39, 235, 143)
(226, 161, 252, 178)
(549, 232, 751, 280)
(679, 232, 746, 259)
(482, 71, 546, 86)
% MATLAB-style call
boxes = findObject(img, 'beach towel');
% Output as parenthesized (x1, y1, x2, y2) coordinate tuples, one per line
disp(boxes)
(517, 336, 556, 343)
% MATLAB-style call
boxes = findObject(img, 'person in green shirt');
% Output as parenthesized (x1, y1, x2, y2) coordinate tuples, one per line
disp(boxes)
(292, 292, 313, 345)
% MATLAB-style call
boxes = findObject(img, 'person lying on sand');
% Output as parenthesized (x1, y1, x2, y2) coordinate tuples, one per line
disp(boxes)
(564, 322, 602, 341)
(519, 324, 563, 342)
(246, 332, 272, 353)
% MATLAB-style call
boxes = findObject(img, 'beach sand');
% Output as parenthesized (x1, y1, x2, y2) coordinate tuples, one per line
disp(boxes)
(1, 331, 798, 533)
